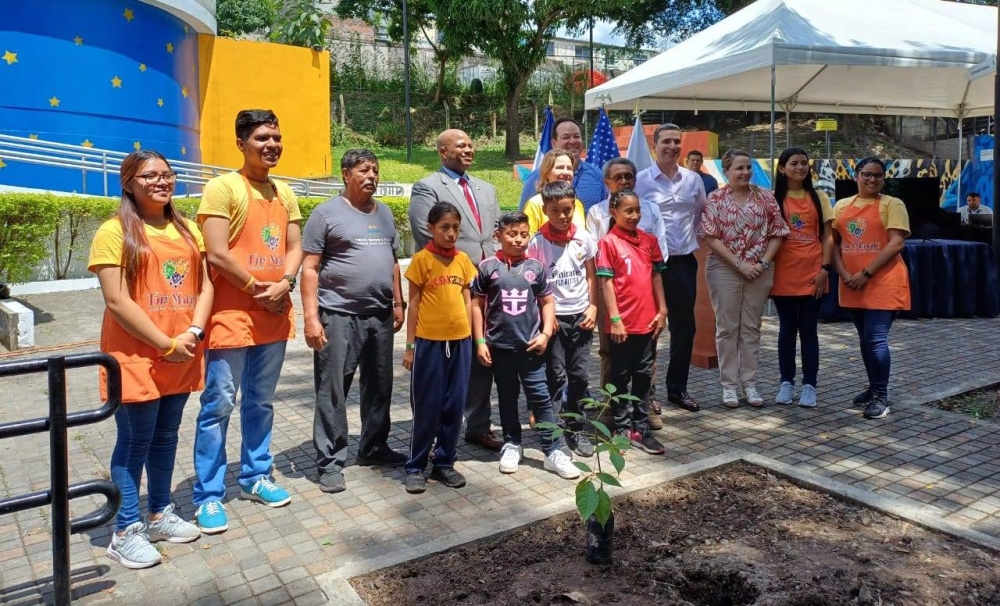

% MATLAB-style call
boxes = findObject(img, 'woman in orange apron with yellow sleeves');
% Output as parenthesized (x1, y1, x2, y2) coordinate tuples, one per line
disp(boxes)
(89, 151, 213, 569)
(832, 157, 911, 421)
(771, 148, 835, 408)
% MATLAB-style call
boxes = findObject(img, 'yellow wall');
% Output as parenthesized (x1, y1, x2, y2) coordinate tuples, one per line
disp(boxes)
(198, 36, 331, 178)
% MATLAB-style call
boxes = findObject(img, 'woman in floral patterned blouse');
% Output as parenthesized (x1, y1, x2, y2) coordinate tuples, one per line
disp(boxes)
(699, 149, 789, 409)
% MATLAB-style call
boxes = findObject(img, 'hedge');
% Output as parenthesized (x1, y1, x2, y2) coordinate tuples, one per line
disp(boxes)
(0, 192, 412, 283)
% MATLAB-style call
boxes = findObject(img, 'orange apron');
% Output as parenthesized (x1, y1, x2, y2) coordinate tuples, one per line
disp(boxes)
(207, 174, 294, 349)
(100, 226, 205, 403)
(836, 196, 911, 311)
(772, 194, 823, 296)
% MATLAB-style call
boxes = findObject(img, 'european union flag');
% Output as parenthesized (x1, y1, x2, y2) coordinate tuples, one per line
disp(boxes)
(532, 105, 555, 172)
(586, 108, 619, 169)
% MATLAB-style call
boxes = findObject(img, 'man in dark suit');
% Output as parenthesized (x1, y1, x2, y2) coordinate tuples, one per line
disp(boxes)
(408, 129, 503, 451)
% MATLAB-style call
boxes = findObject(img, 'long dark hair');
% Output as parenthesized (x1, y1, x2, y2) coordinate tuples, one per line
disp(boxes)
(118, 151, 200, 298)
(774, 147, 825, 234)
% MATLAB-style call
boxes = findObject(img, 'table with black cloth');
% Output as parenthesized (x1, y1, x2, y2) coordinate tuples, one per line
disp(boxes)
(818, 239, 1000, 321)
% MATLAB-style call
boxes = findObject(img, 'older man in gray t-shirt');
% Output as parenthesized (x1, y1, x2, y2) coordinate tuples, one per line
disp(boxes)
(301, 149, 407, 494)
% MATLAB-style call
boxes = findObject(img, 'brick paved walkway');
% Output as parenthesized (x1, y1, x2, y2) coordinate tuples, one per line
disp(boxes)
(1, 288, 999, 605)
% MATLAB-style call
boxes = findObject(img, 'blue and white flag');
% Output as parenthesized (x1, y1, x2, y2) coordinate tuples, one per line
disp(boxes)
(626, 114, 653, 173)
(585, 108, 620, 169)
(532, 105, 555, 172)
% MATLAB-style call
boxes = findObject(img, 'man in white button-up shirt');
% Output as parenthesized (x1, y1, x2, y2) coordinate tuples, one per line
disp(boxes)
(634, 123, 707, 413)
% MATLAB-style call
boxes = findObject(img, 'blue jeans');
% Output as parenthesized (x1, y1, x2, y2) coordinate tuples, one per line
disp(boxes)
(849, 309, 896, 398)
(110, 393, 189, 531)
(193, 341, 287, 505)
(772, 295, 820, 387)
(492, 348, 559, 455)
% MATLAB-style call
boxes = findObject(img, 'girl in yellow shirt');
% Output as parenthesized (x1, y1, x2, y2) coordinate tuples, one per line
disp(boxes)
(401, 202, 477, 494)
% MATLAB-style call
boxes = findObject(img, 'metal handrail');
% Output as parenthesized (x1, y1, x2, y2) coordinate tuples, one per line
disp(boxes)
(0, 134, 406, 199)
(0, 353, 122, 606)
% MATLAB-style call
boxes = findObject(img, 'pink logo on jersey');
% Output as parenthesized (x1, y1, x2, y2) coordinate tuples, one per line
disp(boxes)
(501, 288, 528, 316)
(524, 270, 536, 282)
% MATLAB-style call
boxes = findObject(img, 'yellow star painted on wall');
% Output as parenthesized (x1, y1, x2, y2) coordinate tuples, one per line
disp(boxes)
(166, 42, 174, 54)
(0, 158, 6, 169)
(74, 36, 84, 45)
(124, 8, 134, 22)
(180, 146, 187, 156)
(139, 63, 147, 72)
(133, 141, 142, 151)
(181, 86, 189, 98)
(111, 76, 122, 88)
(29, 134, 38, 140)
(2, 51, 17, 65)
(157, 98, 164, 107)
(49, 96, 60, 107)
(81, 139, 94, 148)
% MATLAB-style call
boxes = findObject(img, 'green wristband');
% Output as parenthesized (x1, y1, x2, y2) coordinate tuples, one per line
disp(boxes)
(475, 338, 486, 345)
(611, 315, 622, 323)
(405, 343, 415, 350)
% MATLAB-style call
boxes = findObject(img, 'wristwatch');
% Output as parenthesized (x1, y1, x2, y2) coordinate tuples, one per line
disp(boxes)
(186, 326, 205, 342)
(760, 260, 771, 270)
(282, 274, 297, 291)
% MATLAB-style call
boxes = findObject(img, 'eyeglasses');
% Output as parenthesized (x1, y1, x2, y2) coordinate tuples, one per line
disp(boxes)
(610, 173, 636, 182)
(136, 172, 177, 184)
(859, 172, 884, 181)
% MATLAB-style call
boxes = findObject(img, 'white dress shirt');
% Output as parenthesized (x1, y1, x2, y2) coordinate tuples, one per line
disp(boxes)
(587, 197, 669, 261)
(635, 164, 707, 256)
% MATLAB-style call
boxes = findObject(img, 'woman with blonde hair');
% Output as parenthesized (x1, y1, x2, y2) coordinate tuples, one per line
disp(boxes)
(90, 151, 213, 568)
(522, 149, 587, 236)
(699, 149, 789, 409)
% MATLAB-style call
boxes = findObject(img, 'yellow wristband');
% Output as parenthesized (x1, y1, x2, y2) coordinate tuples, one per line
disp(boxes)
(162, 338, 177, 357)
(242, 276, 256, 293)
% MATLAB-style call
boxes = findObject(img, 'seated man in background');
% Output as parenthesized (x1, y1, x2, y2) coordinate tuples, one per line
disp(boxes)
(959, 192, 992, 226)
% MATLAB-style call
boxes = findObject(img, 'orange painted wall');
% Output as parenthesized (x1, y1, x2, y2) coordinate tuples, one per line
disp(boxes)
(612, 126, 719, 159)
(198, 36, 331, 178)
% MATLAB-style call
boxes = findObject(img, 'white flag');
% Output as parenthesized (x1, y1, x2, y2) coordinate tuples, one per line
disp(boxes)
(626, 115, 653, 173)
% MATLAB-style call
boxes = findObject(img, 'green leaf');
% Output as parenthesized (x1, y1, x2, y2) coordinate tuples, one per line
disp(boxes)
(560, 412, 584, 421)
(594, 443, 610, 454)
(594, 490, 612, 527)
(616, 393, 641, 402)
(534, 421, 559, 430)
(595, 472, 622, 488)
(573, 461, 593, 473)
(589, 420, 612, 439)
(575, 480, 599, 522)
(550, 428, 564, 440)
(604, 383, 617, 395)
(610, 450, 625, 474)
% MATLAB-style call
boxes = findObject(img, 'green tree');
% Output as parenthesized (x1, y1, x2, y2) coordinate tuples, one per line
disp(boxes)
(216, 0, 278, 37)
(271, 0, 331, 49)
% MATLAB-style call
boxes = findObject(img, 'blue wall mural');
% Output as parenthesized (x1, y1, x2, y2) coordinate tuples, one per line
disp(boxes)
(942, 135, 994, 211)
(0, 0, 201, 195)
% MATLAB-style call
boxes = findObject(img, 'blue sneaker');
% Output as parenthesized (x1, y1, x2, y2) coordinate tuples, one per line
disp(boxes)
(798, 384, 818, 408)
(195, 500, 228, 535)
(240, 478, 291, 508)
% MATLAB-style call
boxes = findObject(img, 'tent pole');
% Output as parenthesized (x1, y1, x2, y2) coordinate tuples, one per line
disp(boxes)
(785, 108, 791, 149)
(994, 0, 1000, 264)
(770, 63, 776, 181)
(957, 110, 963, 211)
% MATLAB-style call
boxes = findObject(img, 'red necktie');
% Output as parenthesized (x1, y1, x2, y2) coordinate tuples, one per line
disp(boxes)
(459, 176, 482, 230)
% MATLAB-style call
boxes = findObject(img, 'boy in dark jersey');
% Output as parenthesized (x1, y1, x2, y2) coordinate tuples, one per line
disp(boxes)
(471, 212, 579, 479)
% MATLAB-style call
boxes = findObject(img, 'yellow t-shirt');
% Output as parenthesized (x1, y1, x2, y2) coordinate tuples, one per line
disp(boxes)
(405, 249, 477, 341)
(197, 171, 302, 245)
(523, 194, 587, 238)
(89, 218, 205, 270)
(833, 194, 910, 237)
(787, 189, 835, 224)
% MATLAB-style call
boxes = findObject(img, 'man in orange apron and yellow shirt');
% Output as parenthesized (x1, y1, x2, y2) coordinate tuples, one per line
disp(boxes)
(192, 110, 304, 534)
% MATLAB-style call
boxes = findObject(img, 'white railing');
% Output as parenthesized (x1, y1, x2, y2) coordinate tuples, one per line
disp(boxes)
(0, 134, 411, 199)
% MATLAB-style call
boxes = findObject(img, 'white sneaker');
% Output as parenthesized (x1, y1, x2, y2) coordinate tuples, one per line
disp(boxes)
(744, 386, 764, 407)
(106, 522, 161, 569)
(544, 449, 581, 479)
(775, 381, 794, 405)
(498, 443, 522, 474)
(145, 503, 200, 543)
(722, 388, 740, 408)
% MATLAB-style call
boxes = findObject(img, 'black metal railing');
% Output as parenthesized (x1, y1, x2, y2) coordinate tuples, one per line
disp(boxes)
(0, 353, 122, 605)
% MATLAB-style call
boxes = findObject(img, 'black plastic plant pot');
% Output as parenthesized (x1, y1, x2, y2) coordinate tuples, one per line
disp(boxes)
(584, 512, 615, 564)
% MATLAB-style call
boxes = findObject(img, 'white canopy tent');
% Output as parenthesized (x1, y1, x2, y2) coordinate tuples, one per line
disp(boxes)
(585, 0, 996, 174)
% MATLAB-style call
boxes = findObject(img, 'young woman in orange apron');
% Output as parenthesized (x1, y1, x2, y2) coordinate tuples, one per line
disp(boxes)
(89, 151, 213, 568)
(832, 157, 911, 420)
(771, 148, 834, 408)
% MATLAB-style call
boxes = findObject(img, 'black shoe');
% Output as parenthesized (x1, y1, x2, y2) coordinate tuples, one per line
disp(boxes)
(404, 472, 427, 494)
(667, 391, 700, 412)
(429, 467, 466, 488)
(862, 396, 890, 420)
(629, 430, 666, 455)
(565, 431, 595, 458)
(357, 448, 408, 468)
(853, 387, 873, 405)
(318, 471, 346, 494)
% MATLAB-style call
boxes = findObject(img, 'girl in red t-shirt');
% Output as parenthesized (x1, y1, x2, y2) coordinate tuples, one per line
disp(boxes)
(595, 190, 668, 455)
